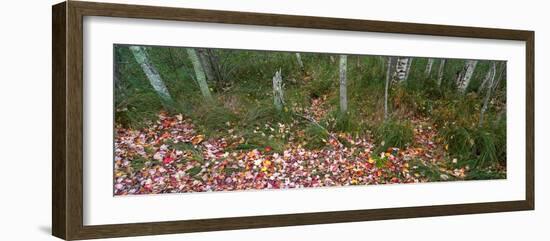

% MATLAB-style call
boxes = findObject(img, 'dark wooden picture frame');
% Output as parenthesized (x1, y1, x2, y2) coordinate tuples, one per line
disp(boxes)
(52, 1, 534, 240)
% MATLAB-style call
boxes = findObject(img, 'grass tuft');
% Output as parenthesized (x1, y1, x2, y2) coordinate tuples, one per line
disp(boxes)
(375, 120, 414, 152)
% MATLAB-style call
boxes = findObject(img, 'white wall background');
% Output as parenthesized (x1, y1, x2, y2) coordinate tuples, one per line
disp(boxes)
(0, 0, 547, 240)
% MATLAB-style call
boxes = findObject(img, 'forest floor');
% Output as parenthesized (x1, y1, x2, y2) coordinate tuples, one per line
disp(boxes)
(114, 97, 475, 195)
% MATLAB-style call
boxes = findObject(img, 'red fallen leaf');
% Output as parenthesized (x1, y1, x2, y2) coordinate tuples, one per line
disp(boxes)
(160, 132, 170, 139)
(270, 180, 280, 189)
(264, 146, 273, 152)
(162, 119, 172, 128)
(163, 155, 174, 164)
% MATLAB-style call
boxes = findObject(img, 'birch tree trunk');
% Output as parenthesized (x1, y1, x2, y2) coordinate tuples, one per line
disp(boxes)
(404, 57, 413, 81)
(425, 58, 434, 77)
(129, 46, 172, 102)
(339, 55, 348, 114)
(186, 49, 214, 102)
(478, 63, 493, 93)
(479, 62, 497, 126)
(456, 60, 478, 92)
(295, 53, 304, 71)
(437, 59, 446, 87)
(196, 48, 217, 83)
(272, 69, 284, 111)
(393, 57, 410, 84)
(384, 57, 394, 121)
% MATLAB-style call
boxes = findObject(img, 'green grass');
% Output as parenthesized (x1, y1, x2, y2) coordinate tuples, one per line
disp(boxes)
(409, 159, 453, 182)
(185, 166, 202, 176)
(466, 169, 506, 180)
(306, 77, 334, 99)
(130, 156, 147, 171)
(373, 155, 388, 168)
(173, 142, 204, 163)
(374, 120, 414, 152)
(473, 130, 498, 167)
(192, 103, 238, 137)
(302, 123, 329, 149)
(442, 123, 505, 168)
(243, 103, 293, 127)
(233, 133, 286, 153)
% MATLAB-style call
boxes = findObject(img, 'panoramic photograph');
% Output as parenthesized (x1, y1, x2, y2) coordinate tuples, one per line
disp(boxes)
(113, 45, 507, 195)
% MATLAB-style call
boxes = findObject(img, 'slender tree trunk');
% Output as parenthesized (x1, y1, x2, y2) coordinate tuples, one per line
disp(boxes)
(129, 46, 172, 102)
(437, 59, 446, 87)
(339, 55, 348, 114)
(492, 61, 506, 92)
(425, 58, 434, 77)
(384, 57, 394, 121)
(295, 53, 304, 72)
(478, 63, 493, 93)
(404, 57, 413, 81)
(186, 49, 214, 102)
(456, 60, 478, 92)
(272, 69, 284, 111)
(479, 62, 497, 126)
(196, 48, 217, 83)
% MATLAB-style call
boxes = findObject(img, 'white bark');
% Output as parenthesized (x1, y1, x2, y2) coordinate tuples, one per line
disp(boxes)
(393, 57, 410, 83)
(129, 46, 172, 102)
(478, 63, 493, 93)
(272, 69, 284, 111)
(339, 55, 348, 114)
(186, 49, 214, 102)
(384, 57, 393, 121)
(425, 58, 434, 77)
(196, 48, 217, 82)
(404, 57, 413, 81)
(437, 59, 446, 87)
(295, 53, 304, 71)
(479, 62, 497, 126)
(457, 60, 478, 92)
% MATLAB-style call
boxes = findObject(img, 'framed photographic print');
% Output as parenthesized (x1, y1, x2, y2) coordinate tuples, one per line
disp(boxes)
(52, 1, 534, 240)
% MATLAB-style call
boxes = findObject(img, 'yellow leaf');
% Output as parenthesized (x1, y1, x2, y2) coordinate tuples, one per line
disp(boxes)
(191, 135, 205, 145)
(368, 158, 375, 164)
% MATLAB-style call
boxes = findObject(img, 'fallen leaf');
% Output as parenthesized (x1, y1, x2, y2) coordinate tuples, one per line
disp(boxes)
(191, 135, 205, 145)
